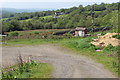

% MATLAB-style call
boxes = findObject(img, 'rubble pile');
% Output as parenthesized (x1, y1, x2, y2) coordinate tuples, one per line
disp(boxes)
(91, 33, 120, 47)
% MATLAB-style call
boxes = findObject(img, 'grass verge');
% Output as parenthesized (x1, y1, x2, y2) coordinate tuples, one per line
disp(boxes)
(57, 37, 119, 76)
(2, 61, 52, 78)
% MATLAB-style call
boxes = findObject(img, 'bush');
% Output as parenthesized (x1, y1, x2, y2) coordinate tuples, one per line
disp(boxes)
(9, 32, 19, 37)
(67, 41, 78, 47)
(112, 35, 120, 39)
(103, 44, 118, 52)
(66, 37, 100, 51)
(34, 31, 39, 34)
(88, 44, 100, 50)
(77, 38, 99, 50)
(77, 42, 99, 50)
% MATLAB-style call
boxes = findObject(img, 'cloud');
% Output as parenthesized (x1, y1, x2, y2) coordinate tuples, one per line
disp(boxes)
(0, 0, 119, 9)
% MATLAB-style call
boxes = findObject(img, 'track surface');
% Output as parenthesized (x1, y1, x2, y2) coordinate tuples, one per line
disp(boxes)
(2, 44, 116, 78)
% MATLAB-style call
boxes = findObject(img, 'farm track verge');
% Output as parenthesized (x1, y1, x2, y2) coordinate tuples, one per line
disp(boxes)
(1, 44, 117, 78)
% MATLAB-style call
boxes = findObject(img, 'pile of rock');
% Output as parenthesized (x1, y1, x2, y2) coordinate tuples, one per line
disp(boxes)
(91, 33, 120, 47)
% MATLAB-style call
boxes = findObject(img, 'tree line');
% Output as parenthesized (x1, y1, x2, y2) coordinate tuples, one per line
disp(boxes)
(2, 2, 119, 33)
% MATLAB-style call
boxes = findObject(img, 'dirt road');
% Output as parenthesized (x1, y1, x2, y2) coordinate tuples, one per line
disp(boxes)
(1, 44, 116, 78)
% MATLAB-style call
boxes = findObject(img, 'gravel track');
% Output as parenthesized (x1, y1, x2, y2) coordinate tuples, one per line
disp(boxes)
(1, 44, 116, 78)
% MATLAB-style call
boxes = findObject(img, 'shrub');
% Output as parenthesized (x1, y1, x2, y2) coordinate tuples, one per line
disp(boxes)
(77, 42, 91, 49)
(104, 44, 117, 52)
(77, 42, 99, 50)
(112, 35, 120, 39)
(9, 32, 19, 37)
(76, 38, 99, 50)
(2, 61, 38, 78)
(66, 37, 100, 51)
(67, 41, 78, 47)
(34, 31, 39, 34)
(88, 44, 100, 50)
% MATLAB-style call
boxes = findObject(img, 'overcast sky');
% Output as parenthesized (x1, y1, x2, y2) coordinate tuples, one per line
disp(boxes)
(0, 0, 119, 9)
(0, 0, 119, 2)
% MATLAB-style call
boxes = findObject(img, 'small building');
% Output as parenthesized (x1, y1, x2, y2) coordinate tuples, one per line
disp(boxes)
(55, 12, 63, 16)
(0, 34, 7, 37)
(74, 27, 87, 37)
(53, 12, 64, 18)
(0, 34, 7, 44)
(53, 16, 59, 18)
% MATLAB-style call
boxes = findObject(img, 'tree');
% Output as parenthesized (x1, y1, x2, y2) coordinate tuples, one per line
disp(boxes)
(85, 5, 91, 11)
(2, 2, 118, 31)
(110, 11, 118, 32)
(71, 14, 80, 22)
(66, 21, 74, 28)
(101, 12, 112, 26)
(78, 5, 85, 12)
(94, 3, 106, 11)
(10, 20, 21, 31)
(44, 22, 54, 29)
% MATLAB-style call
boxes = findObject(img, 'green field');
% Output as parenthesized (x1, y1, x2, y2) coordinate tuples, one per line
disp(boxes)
(6, 29, 71, 35)
(42, 15, 53, 18)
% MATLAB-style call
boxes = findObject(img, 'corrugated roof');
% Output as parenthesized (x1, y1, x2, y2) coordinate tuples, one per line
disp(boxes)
(0, 35, 7, 37)
(75, 27, 86, 30)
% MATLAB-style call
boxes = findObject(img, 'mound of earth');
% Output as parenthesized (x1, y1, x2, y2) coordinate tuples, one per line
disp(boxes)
(91, 33, 120, 47)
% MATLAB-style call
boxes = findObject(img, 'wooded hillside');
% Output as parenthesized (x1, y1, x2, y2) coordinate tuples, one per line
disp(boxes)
(2, 2, 119, 33)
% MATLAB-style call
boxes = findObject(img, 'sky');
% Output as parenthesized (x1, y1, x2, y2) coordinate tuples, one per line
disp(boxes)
(0, 0, 119, 9)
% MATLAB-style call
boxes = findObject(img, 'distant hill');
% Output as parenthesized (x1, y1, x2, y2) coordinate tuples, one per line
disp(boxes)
(2, 8, 57, 13)
(1, 8, 57, 18)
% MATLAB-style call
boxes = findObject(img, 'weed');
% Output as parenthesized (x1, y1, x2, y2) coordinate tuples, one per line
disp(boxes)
(2, 54, 52, 78)
(9, 32, 19, 37)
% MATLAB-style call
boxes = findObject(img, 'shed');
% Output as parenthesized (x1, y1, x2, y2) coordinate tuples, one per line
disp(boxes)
(55, 12, 63, 16)
(0, 34, 7, 44)
(74, 27, 87, 37)
(0, 34, 7, 37)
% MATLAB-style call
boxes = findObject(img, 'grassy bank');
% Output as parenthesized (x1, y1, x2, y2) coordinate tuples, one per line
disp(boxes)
(2, 61, 52, 78)
(6, 39, 53, 46)
(57, 37, 119, 76)
(5, 37, 119, 76)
